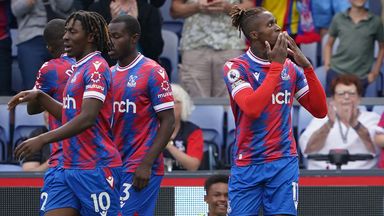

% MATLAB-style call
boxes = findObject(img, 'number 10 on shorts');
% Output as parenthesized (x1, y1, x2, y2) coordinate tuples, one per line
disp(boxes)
(91, 192, 111, 214)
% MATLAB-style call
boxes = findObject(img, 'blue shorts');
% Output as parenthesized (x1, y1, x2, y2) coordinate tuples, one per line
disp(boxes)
(43, 167, 122, 215)
(120, 172, 163, 216)
(228, 157, 299, 216)
(40, 167, 58, 216)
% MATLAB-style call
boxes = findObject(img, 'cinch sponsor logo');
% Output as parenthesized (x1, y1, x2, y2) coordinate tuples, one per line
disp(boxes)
(113, 99, 137, 113)
(63, 95, 76, 109)
(272, 90, 291, 105)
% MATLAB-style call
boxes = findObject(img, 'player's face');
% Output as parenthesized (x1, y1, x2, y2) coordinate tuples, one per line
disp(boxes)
(63, 19, 90, 60)
(253, 11, 281, 47)
(333, 83, 361, 110)
(204, 183, 228, 216)
(108, 22, 135, 60)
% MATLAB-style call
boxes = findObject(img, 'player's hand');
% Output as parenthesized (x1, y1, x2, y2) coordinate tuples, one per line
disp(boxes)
(14, 136, 45, 162)
(266, 32, 287, 64)
(132, 163, 152, 190)
(285, 32, 311, 68)
(8, 90, 41, 110)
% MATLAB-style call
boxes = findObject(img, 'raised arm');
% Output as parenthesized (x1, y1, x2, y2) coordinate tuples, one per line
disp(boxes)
(8, 90, 62, 120)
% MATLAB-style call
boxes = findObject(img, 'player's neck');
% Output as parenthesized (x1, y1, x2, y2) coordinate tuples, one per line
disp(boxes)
(118, 51, 139, 67)
(250, 45, 268, 61)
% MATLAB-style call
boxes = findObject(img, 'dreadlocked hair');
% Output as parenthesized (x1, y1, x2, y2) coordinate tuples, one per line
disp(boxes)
(230, 6, 266, 39)
(65, 10, 113, 53)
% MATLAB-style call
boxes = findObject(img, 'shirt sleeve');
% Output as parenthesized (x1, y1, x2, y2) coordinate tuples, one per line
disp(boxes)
(148, 65, 174, 112)
(328, 13, 340, 37)
(34, 61, 56, 94)
(223, 61, 252, 98)
(83, 61, 110, 102)
(374, 16, 384, 42)
(185, 128, 204, 161)
(293, 64, 309, 100)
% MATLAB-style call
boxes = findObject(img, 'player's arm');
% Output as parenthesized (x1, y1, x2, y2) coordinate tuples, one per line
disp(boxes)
(285, 33, 328, 118)
(14, 98, 102, 160)
(229, 33, 287, 119)
(8, 90, 62, 120)
(134, 109, 175, 190)
(27, 62, 53, 115)
(27, 99, 45, 115)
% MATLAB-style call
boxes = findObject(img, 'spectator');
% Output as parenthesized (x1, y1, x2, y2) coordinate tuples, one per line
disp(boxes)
(323, 0, 384, 96)
(84, 0, 165, 63)
(300, 75, 379, 170)
(164, 84, 204, 171)
(0, 0, 12, 95)
(255, 0, 300, 37)
(375, 112, 384, 168)
(11, 0, 73, 90)
(171, 0, 253, 98)
(201, 174, 228, 216)
(21, 111, 50, 172)
(311, 0, 350, 37)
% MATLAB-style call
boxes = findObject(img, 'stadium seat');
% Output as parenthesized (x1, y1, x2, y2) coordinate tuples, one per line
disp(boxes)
(188, 105, 225, 156)
(0, 163, 23, 171)
(298, 107, 323, 136)
(163, 21, 184, 39)
(314, 66, 327, 89)
(364, 78, 379, 97)
(13, 105, 46, 151)
(160, 30, 179, 83)
(372, 105, 384, 116)
(0, 105, 10, 161)
(199, 141, 220, 170)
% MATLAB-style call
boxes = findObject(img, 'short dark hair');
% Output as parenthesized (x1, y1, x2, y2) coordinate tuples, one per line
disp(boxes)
(44, 18, 66, 48)
(330, 74, 363, 96)
(110, 15, 141, 36)
(65, 10, 113, 53)
(204, 175, 229, 193)
(230, 6, 266, 40)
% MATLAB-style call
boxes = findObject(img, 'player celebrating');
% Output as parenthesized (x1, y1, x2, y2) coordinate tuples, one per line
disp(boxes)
(108, 15, 175, 215)
(25, 18, 75, 215)
(223, 6, 327, 216)
(9, 11, 122, 216)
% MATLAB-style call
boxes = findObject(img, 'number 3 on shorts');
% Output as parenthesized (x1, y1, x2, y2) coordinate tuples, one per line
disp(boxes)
(120, 183, 132, 207)
(91, 192, 111, 213)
